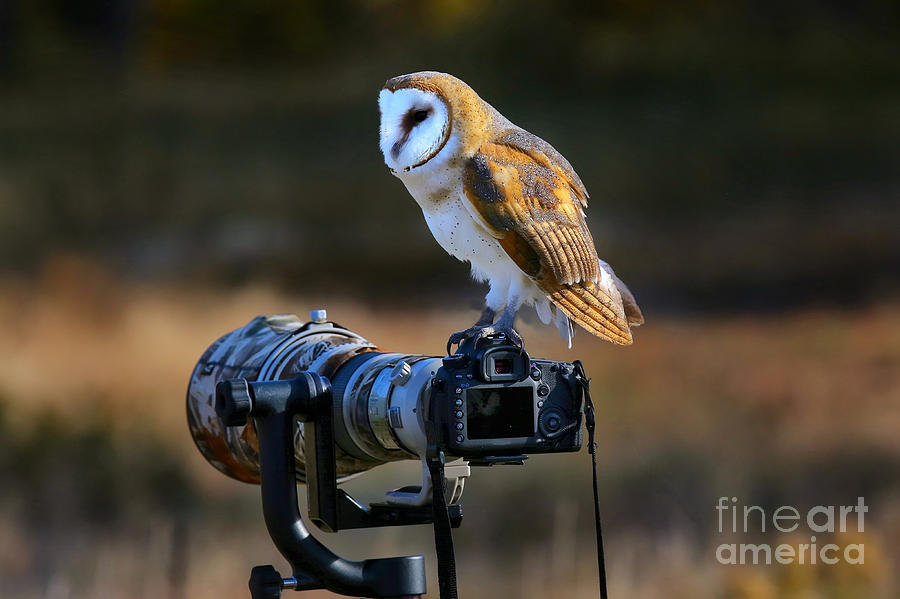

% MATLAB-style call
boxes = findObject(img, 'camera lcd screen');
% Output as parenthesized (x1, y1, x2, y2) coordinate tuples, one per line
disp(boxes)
(465, 387, 535, 439)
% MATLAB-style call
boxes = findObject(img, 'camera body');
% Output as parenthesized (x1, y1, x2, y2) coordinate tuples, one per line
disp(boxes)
(432, 337, 584, 459)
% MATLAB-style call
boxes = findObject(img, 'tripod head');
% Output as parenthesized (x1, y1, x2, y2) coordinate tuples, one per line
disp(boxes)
(217, 371, 430, 598)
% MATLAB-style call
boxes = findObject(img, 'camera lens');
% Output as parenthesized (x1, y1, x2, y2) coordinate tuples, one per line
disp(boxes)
(331, 352, 441, 462)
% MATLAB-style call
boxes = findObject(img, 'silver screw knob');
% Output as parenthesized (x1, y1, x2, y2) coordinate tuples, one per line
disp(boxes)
(389, 361, 412, 386)
(309, 309, 327, 323)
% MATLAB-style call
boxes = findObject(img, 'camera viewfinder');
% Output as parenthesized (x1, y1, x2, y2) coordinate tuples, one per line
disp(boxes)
(494, 358, 512, 374)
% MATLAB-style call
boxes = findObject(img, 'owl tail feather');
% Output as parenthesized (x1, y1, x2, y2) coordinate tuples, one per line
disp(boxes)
(554, 307, 574, 349)
(549, 281, 633, 346)
(599, 259, 644, 327)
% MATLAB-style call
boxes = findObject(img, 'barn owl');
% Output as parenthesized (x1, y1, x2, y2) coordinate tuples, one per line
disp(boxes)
(378, 71, 643, 352)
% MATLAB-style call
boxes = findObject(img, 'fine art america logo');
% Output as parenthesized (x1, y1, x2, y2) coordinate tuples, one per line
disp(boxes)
(715, 497, 868, 565)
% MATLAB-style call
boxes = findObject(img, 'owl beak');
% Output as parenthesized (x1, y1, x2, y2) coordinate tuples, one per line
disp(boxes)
(390, 140, 403, 162)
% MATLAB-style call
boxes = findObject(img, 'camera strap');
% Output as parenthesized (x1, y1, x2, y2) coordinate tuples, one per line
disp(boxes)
(573, 360, 610, 599)
(427, 447, 459, 599)
(424, 403, 458, 599)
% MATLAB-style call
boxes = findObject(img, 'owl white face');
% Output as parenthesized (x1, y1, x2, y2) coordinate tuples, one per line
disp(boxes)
(378, 88, 451, 173)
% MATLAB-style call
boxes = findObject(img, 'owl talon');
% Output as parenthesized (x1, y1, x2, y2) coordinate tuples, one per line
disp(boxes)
(447, 327, 483, 355)
(446, 325, 524, 355)
(500, 326, 525, 351)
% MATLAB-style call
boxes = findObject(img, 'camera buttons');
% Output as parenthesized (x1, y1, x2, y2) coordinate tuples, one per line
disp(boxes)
(537, 400, 544, 408)
(456, 434, 464, 443)
(530, 367, 542, 381)
(537, 384, 550, 397)
(539, 408, 564, 437)
(454, 398, 463, 407)
(455, 410, 464, 419)
(455, 422, 464, 431)
(455, 387, 462, 395)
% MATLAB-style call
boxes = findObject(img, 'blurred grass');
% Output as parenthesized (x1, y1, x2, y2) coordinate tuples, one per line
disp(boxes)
(0, 257, 898, 597)
(1, 1, 899, 311)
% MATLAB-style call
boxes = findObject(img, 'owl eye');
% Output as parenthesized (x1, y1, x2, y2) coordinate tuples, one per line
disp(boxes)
(413, 109, 429, 123)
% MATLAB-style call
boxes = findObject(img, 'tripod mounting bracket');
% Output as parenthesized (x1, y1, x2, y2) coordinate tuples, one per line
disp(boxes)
(216, 373, 430, 598)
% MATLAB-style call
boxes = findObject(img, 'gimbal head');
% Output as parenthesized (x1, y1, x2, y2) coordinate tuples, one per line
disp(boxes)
(217, 372, 441, 598)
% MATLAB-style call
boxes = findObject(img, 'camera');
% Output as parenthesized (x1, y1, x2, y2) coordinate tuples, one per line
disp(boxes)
(432, 336, 583, 459)
(188, 313, 584, 484)
(187, 311, 591, 598)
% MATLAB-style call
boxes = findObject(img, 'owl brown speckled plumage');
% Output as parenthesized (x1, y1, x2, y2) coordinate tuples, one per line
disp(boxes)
(378, 71, 643, 351)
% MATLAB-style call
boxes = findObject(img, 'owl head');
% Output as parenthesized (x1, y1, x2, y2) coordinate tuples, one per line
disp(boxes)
(378, 71, 502, 174)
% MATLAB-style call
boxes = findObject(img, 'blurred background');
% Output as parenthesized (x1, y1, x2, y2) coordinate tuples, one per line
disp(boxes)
(1, 1, 898, 597)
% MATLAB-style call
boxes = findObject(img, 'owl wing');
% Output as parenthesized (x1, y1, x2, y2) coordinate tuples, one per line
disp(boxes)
(461, 129, 642, 345)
